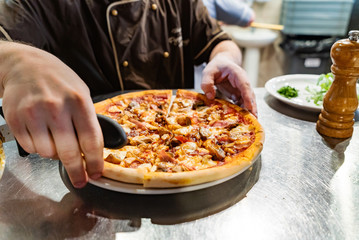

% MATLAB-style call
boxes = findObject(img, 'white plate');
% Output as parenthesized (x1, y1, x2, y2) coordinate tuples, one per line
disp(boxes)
(88, 155, 260, 195)
(265, 74, 359, 112)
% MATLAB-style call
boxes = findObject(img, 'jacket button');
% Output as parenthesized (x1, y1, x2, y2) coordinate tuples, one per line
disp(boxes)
(122, 61, 129, 67)
(163, 52, 169, 58)
(151, 4, 157, 10)
(111, 9, 118, 16)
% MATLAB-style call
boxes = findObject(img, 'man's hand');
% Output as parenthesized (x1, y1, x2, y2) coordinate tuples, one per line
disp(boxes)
(0, 41, 104, 188)
(201, 40, 257, 117)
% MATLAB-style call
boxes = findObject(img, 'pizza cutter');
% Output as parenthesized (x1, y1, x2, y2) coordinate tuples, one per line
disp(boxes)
(96, 114, 127, 148)
(0, 108, 127, 156)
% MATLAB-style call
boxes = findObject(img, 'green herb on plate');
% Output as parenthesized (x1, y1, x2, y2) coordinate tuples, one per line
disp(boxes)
(277, 86, 299, 99)
(305, 73, 333, 106)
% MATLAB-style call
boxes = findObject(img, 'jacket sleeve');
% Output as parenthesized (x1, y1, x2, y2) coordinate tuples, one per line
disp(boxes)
(0, 0, 64, 49)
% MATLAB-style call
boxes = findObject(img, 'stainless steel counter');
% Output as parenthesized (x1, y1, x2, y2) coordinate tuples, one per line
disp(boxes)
(0, 88, 358, 240)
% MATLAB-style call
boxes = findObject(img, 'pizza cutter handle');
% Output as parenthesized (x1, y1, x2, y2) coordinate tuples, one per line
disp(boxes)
(97, 114, 128, 149)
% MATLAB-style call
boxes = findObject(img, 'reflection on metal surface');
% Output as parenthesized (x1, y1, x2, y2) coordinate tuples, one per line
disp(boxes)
(59, 158, 262, 225)
(321, 135, 351, 153)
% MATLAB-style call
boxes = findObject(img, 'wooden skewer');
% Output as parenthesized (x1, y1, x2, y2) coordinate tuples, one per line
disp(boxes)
(250, 22, 284, 31)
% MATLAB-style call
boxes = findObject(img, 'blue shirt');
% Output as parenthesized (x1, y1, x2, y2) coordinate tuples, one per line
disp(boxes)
(203, 0, 254, 27)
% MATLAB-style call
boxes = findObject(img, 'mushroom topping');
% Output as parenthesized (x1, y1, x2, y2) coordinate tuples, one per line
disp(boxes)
(192, 100, 205, 110)
(203, 139, 226, 160)
(199, 127, 211, 139)
(177, 116, 192, 126)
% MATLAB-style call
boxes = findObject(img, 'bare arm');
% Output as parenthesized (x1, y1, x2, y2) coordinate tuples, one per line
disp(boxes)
(0, 40, 104, 188)
(201, 40, 257, 116)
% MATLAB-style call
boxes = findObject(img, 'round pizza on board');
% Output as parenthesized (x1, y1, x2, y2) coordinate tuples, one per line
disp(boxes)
(94, 89, 264, 188)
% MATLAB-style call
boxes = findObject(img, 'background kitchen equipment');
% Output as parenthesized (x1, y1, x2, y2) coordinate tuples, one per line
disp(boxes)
(279, 0, 355, 75)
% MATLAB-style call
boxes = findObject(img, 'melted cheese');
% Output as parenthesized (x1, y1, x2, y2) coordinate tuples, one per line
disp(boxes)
(229, 124, 251, 140)
(108, 106, 121, 113)
(181, 142, 198, 154)
(209, 127, 226, 136)
(141, 112, 156, 122)
(173, 125, 195, 135)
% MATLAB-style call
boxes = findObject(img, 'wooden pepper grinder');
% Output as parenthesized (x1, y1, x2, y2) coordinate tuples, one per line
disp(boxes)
(316, 30, 359, 138)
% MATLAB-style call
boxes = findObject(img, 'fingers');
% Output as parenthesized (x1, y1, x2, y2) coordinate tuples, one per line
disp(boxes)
(72, 103, 104, 180)
(4, 112, 36, 154)
(23, 114, 57, 158)
(49, 99, 104, 188)
(201, 68, 217, 100)
(202, 60, 258, 117)
(49, 114, 88, 188)
(226, 70, 258, 117)
(3, 94, 104, 189)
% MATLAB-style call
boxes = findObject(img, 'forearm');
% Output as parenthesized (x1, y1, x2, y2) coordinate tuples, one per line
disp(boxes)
(0, 40, 41, 97)
(0, 40, 17, 97)
(209, 40, 242, 66)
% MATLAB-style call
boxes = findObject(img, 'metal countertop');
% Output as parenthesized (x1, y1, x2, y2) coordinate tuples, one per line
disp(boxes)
(0, 88, 358, 240)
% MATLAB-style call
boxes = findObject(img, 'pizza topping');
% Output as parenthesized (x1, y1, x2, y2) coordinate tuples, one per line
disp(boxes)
(169, 137, 182, 147)
(181, 141, 198, 154)
(155, 112, 167, 125)
(141, 111, 156, 122)
(137, 163, 152, 170)
(129, 135, 153, 145)
(128, 119, 147, 130)
(105, 153, 123, 164)
(150, 104, 162, 111)
(210, 119, 238, 128)
(121, 125, 132, 134)
(158, 150, 177, 164)
(203, 139, 226, 160)
(208, 112, 221, 122)
(199, 127, 211, 139)
(192, 99, 205, 109)
(156, 162, 171, 172)
(176, 116, 192, 126)
(108, 105, 122, 113)
(173, 125, 195, 136)
(124, 157, 138, 165)
(229, 124, 251, 141)
(174, 135, 192, 144)
(172, 165, 183, 172)
(128, 101, 140, 109)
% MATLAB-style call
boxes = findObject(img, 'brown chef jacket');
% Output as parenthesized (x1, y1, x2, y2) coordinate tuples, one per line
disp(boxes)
(0, 0, 231, 97)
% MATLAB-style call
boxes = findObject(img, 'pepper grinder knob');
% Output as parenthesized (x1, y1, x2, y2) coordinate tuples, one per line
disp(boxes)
(316, 31, 359, 138)
(348, 30, 359, 41)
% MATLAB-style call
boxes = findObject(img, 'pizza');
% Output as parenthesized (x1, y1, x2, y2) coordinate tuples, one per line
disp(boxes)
(94, 89, 264, 188)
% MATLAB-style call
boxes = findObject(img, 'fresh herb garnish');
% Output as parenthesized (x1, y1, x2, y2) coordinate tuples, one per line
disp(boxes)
(277, 86, 299, 99)
(305, 73, 333, 106)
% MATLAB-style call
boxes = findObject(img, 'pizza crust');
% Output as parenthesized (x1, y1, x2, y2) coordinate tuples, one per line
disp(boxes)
(143, 155, 253, 188)
(103, 161, 149, 184)
(110, 89, 173, 106)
